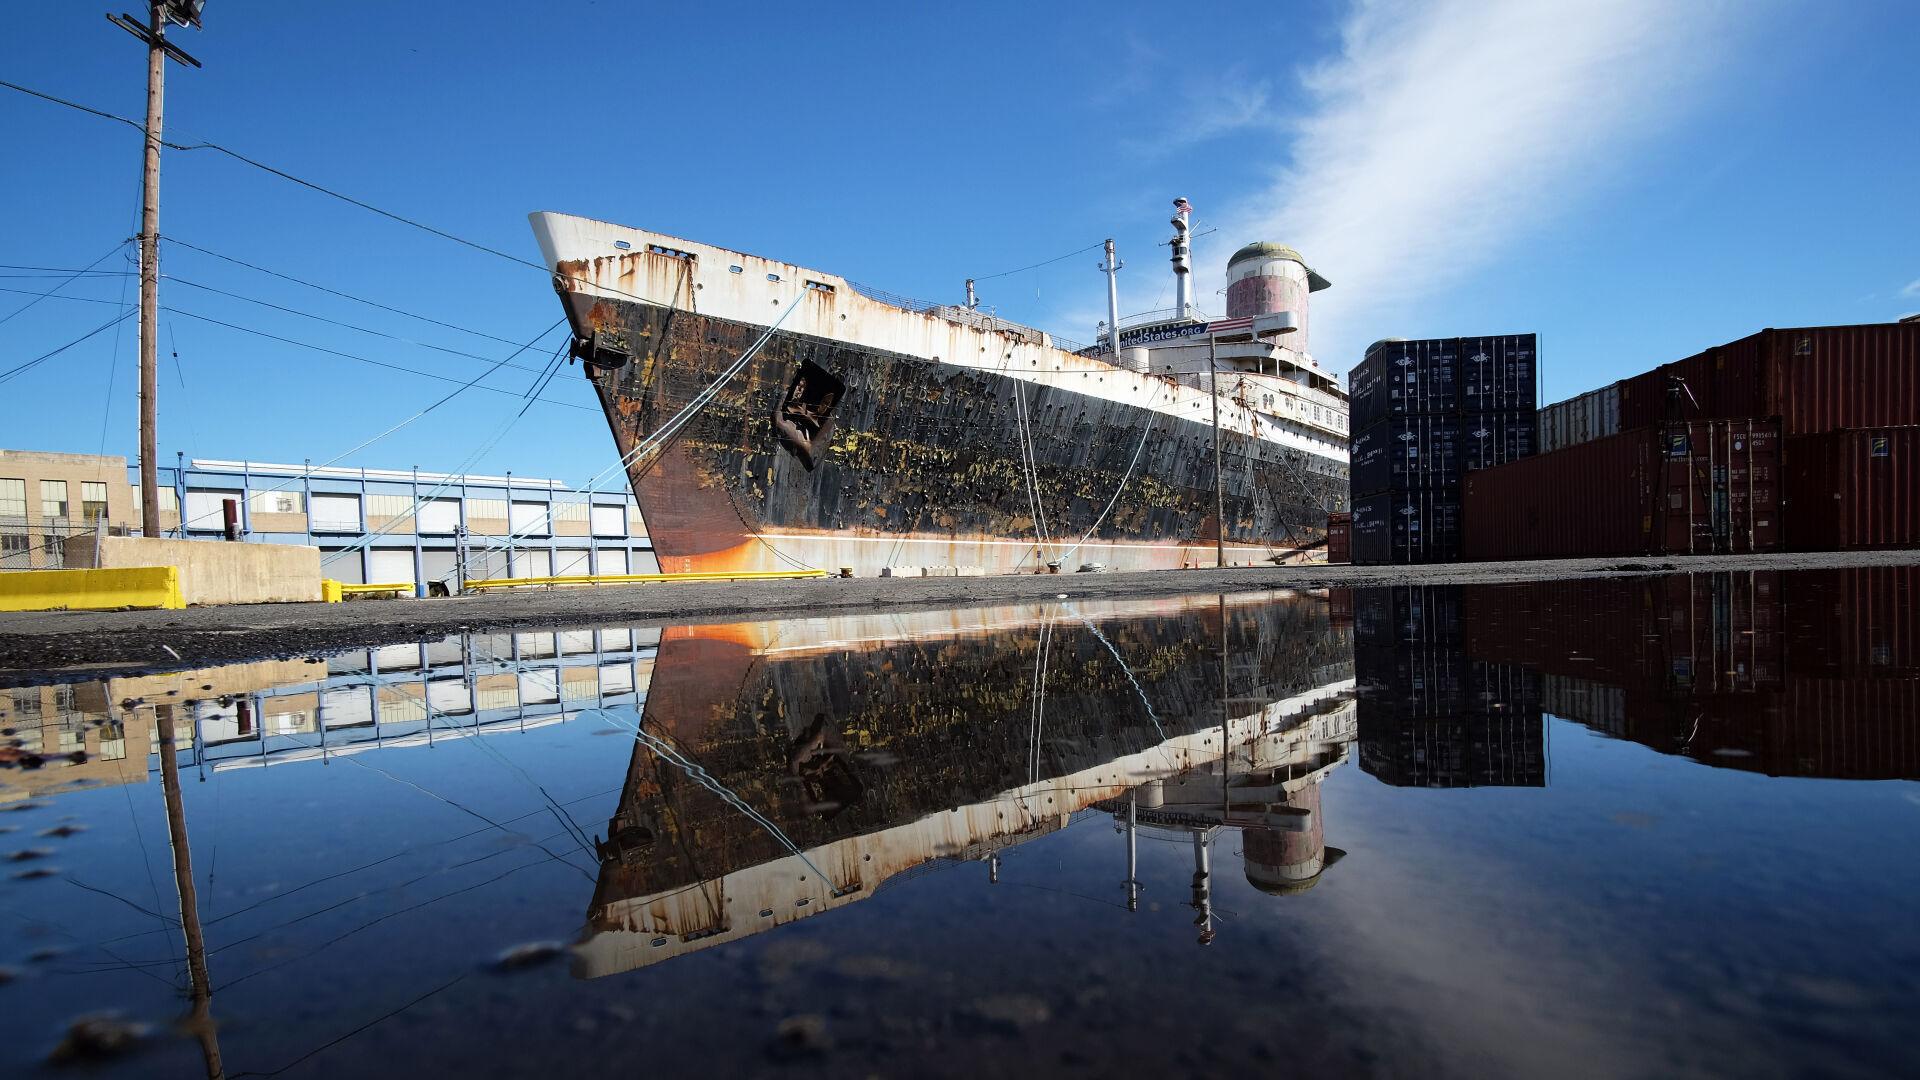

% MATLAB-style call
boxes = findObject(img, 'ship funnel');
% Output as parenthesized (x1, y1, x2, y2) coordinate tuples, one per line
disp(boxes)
(1170, 197, 1195, 319)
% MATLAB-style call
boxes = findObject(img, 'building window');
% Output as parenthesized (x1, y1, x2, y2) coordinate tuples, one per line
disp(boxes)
(250, 490, 304, 516)
(81, 482, 109, 522)
(0, 478, 24, 519)
(40, 480, 68, 520)
(130, 485, 180, 516)
(310, 493, 362, 532)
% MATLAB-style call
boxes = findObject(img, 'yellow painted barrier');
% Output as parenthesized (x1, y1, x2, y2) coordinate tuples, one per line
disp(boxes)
(0, 566, 185, 612)
(464, 569, 826, 591)
(338, 581, 416, 596)
(321, 579, 345, 603)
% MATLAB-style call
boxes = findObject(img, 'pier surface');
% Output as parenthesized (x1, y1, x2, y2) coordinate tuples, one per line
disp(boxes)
(2, 548, 1916, 679)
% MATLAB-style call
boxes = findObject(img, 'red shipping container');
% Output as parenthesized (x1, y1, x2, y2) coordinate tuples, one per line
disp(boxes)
(1463, 429, 1655, 560)
(1618, 323, 1920, 434)
(1656, 419, 1781, 555)
(1326, 511, 1352, 564)
(1783, 427, 1920, 549)
(1462, 420, 1782, 560)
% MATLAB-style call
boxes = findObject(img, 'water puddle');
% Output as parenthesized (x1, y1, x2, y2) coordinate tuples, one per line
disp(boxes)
(0, 570, 1914, 1076)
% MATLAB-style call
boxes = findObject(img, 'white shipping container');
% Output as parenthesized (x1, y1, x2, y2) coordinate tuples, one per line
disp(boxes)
(1538, 383, 1621, 454)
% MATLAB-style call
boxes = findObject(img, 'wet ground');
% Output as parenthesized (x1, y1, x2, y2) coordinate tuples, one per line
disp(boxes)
(4, 548, 1917, 677)
(0, 566, 1915, 1077)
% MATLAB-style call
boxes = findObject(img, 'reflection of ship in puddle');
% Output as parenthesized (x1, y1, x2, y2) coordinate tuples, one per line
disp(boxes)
(1349, 566, 1920, 783)
(578, 594, 1356, 977)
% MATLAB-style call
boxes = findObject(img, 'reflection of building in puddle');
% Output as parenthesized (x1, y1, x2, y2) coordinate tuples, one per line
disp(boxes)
(0, 627, 661, 798)
(1349, 567, 1920, 783)
(577, 593, 1357, 978)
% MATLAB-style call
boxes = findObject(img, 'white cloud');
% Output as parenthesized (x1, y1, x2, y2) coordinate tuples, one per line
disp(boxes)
(1210, 0, 1748, 369)
(1901, 278, 1920, 298)
(1123, 68, 1283, 156)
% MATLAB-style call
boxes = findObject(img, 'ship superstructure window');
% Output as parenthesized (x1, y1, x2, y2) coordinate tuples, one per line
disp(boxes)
(766, 272, 782, 282)
(729, 265, 743, 274)
(804, 280, 835, 294)
(647, 244, 694, 259)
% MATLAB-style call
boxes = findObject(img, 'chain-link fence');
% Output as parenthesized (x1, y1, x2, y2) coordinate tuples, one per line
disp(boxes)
(0, 518, 115, 571)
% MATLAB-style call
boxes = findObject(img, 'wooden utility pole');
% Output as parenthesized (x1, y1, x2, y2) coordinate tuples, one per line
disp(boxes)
(137, 2, 166, 536)
(110, 2, 203, 537)
(1208, 332, 1227, 568)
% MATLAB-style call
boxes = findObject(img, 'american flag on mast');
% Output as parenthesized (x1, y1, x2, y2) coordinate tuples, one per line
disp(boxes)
(1173, 197, 1193, 218)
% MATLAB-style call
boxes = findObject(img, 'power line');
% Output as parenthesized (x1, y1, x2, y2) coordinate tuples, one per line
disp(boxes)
(0, 78, 545, 273)
(163, 238, 539, 350)
(163, 274, 580, 380)
(0, 240, 132, 325)
(0, 309, 136, 385)
(163, 307, 593, 411)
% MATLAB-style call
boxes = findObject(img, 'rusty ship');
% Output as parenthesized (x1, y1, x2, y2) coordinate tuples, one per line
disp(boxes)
(531, 201, 1350, 575)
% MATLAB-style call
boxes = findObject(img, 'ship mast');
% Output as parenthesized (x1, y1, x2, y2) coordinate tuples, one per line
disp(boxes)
(1100, 239, 1123, 359)
(1171, 197, 1195, 320)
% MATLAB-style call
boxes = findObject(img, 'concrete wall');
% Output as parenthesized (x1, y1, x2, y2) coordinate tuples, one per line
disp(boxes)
(65, 536, 322, 605)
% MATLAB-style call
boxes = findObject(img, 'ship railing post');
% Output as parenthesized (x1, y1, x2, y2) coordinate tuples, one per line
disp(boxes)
(1209, 331, 1226, 568)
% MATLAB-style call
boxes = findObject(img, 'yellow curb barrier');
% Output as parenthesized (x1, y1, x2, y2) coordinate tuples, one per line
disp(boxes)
(463, 569, 826, 590)
(0, 566, 185, 612)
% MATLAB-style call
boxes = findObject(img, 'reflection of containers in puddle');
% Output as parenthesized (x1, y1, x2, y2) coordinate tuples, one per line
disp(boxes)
(1360, 570, 1920, 782)
(577, 596, 1360, 978)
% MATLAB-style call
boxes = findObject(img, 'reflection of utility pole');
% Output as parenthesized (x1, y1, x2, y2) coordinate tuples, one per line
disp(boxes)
(108, 2, 205, 537)
(1209, 333, 1227, 568)
(1123, 792, 1140, 911)
(156, 703, 225, 1078)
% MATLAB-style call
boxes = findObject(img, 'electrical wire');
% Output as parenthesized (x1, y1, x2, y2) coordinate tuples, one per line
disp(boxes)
(164, 237, 540, 349)
(0, 78, 542, 270)
(0, 239, 130, 326)
(163, 307, 591, 410)
(0, 308, 136, 385)
(971, 240, 1105, 282)
(164, 274, 580, 380)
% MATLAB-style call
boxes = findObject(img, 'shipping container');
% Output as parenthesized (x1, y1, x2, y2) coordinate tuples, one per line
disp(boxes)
(1326, 511, 1351, 564)
(1458, 411, 1537, 470)
(1350, 338, 1461, 428)
(1537, 382, 1621, 454)
(1460, 419, 1782, 560)
(1459, 334, 1539, 414)
(1617, 323, 1920, 435)
(1782, 426, 1920, 550)
(1352, 489, 1461, 564)
(1352, 412, 1532, 496)
(1350, 493, 1391, 565)
(1655, 418, 1781, 555)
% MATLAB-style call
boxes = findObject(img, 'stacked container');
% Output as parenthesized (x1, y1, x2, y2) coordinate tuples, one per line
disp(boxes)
(1464, 321, 1917, 559)
(1348, 335, 1538, 563)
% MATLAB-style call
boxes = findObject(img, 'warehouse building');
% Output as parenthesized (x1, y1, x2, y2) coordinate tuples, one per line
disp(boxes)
(0, 447, 657, 588)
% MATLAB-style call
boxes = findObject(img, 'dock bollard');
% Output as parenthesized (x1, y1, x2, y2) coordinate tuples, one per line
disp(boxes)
(839, 567, 853, 578)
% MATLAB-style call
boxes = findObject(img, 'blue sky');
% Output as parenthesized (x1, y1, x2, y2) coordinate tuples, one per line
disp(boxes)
(2, 0, 1916, 480)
